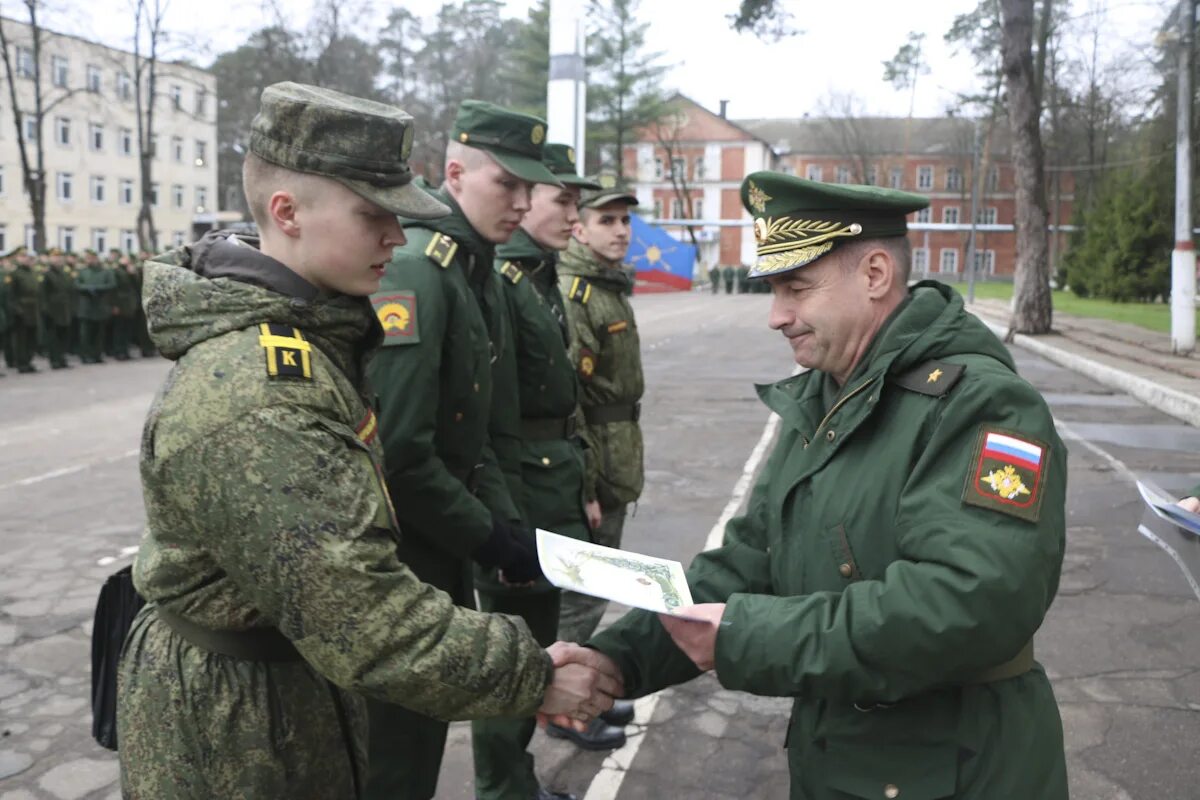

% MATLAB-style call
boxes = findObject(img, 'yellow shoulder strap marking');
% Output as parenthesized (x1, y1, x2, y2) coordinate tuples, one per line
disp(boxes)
(258, 323, 313, 379)
(500, 261, 523, 284)
(424, 234, 458, 268)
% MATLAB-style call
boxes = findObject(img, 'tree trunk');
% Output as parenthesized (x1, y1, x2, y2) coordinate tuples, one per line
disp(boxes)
(1000, 0, 1053, 334)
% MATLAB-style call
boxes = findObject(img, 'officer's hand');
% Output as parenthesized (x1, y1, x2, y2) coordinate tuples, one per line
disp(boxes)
(585, 500, 602, 531)
(657, 603, 726, 672)
(537, 642, 623, 726)
(1180, 496, 1200, 513)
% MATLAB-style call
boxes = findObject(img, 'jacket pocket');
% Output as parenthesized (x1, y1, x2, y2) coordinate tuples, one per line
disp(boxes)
(823, 739, 958, 799)
(822, 523, 862, 583)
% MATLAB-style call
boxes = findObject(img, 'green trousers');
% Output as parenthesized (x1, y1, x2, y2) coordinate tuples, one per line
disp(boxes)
(42, 318, 68, 367)
(472, 589, 561, 800)
(558, 505, 627, 644)
(12, 321, 35, 370)
(79, 319, 108, 362)
(112, 315, 132, 358)
(2, 328, 12, 368)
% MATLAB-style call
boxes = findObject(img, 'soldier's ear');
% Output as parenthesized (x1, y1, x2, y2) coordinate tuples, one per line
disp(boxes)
(266, 191, 302, 239)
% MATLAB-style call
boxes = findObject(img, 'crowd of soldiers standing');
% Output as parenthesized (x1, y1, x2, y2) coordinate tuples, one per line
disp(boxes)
(0, 247, 157, 375)
(706, 263, 770, 295)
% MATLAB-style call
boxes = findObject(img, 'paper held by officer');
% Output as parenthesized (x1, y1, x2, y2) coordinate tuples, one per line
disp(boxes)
(536, 528, 702, 620)
(1135, 479, 1200, 602)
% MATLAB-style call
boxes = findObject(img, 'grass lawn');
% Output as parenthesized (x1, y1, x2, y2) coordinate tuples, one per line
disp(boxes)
(934, 279, 1200, 335)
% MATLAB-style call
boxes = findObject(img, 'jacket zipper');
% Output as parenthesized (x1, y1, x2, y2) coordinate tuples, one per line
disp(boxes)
(806, 377, 876, 448)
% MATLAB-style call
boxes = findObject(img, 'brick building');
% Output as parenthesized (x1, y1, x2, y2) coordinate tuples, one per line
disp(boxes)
(622, 94, 1076, 280)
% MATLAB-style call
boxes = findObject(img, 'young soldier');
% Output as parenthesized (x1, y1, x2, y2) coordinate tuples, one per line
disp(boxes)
(8, 248, 41, 373)
(110, 254, 139, 360)
(117, 83, 619, 800)
(365, 100, 565, 800)
(75, 250, 115, 364)
(39, 249, 74, 369)
(549, 176, 645, 749)
(583, 172, 1069, 799)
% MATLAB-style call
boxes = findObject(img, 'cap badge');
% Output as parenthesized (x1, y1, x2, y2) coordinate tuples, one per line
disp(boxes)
(599, 174, 617, 189)
(401, 125, 415, 160)
(531, 124, 545, 145)
(459, 132, 470, 143)
(566, 147, 576, 166)
(747, 180, 772, 213)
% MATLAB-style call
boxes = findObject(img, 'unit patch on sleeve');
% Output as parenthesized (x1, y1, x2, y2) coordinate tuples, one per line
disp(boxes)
(372, 293, 420, 345)
(962, 426, 1049, 522)
(578, 347, 596, 381)
(258, 323, 312, 380)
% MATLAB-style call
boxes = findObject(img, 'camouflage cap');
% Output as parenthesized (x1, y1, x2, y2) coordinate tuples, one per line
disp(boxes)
(451, 100, 561, 186)
(741, 171, 928, 279)
(578, 173, 639, 209)
(543, 144, 600, 189)
(250, 82, 449, 220)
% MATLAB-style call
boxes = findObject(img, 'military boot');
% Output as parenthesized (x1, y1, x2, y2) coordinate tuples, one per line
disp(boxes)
(545, 717, 626, 751)
(598, 699, 635, 727)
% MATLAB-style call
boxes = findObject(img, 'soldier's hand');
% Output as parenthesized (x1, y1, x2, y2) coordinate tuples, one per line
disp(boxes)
(657, 603, 726, 672)
(1180, 496, 1200, 513)
(474, 520, 543, 583)
(537, 643, 623, 725)
(585, 500, 602, 531)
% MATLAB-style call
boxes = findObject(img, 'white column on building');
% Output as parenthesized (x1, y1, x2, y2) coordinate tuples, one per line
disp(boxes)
(547, 0, 587, 169)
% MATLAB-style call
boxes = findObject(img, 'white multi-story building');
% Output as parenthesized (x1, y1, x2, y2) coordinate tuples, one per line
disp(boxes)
(0, 17, 217, 254)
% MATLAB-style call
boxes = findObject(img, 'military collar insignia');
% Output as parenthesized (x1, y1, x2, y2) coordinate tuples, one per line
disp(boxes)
(893, 359, 963, 397)
(962, 426, 1049, 523)
(746, 180, 771, 214)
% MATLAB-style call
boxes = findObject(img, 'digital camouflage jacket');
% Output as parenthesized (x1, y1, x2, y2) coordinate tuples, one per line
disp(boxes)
(118, 232, 551, 800)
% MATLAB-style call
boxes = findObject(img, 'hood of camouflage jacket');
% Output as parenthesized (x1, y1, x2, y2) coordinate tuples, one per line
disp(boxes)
(558, 238, 632, 294)
(143, 230, 382, 382)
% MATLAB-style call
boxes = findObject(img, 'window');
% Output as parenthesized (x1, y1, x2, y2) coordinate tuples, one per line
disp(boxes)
(835, 166, 851, 184)
(780, 163, 795, 176)
(945, 167, 963, 191)
(23, 114, 37, 142)
(977, 207, 998, 225)
(55, 116, 70, 146)
(169, 84, 182, 110)
(150, 134, 158, 158)
(986, 166, 1000, 192)
(117, 71, 132, 101)
(912, 247, 929, 272)
(194, 139, 207, 166)
(171, 135, 183, 162)
(973, 249, 997, 274)
(889, 168, 903, 189)
(89, 122, 104, 151)
(194, 87, 207, 116)
(56, 172, 73, 202)
(915, 207, 931, 224)
(150, 182, 159, 207)
(92, 227, 108, 253)
(670, 197, 682, 219)
(653, 158, 663, 179)
(86, 64, 101, 93)
(806, 164, 822, 181)
(670, 157, 684, 178)
(866, 166, 878, 186)
(122, 229, 136, 253)
(693, 158, 705, 182)
(652, 198, 663, 219)
(939, 248, 959, 274)
(0, 225, 7, 252)
(16, 46, 34, 78)
(172, 183, 184, 209)
(942, 206, 960, 225)
(917, 166, 933, 190)
(90, 175, 105, 203)
(173, 230, 186, 247)
(120, 127, 133, 156)
(24, 225, 35, 251)
(0, 166, 6, 196)
(693, 198, 703, 219)
(58, 226, 75, 252)
(195, 185, 208, 212)
(51, 56, 68, 87)
(119, 178, 134, 206)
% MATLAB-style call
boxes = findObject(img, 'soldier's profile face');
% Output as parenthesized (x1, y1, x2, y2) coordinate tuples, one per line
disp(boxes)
(522, 184, 581, 251)
(450, 153, 533, 244)
(574, 202, 632, 262)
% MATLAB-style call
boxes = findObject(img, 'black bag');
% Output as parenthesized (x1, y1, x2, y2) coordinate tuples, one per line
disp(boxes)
(90, 564, 146, 750)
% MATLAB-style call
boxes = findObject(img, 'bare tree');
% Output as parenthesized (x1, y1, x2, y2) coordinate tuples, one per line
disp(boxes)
(649, 107, 700, 251)
(0, 2, 80, 252)
(133, 0, 168, 252)
(1000, 0, 1053, 334)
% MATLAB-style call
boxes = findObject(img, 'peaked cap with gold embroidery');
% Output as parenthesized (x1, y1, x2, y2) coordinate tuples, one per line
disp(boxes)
(740, 171, 928, 279)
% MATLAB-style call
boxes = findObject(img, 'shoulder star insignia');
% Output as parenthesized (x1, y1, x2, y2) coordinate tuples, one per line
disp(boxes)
(927, 368, 943, 383)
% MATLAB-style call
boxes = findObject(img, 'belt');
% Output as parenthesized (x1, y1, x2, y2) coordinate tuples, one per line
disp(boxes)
(154, 605, 302, 662)
(583, 402, 640, 425)
(965, 640, 1034, 684)
(520, 416, 576, 440)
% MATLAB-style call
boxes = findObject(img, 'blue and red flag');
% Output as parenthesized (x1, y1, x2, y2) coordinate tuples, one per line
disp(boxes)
(626, 215, 696, 293)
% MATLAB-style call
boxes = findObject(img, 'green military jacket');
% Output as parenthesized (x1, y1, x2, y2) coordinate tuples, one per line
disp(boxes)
(0, 268, 8, 332)
(492, 229, 590, 543)
(39, 265, 74, 326)
(120, 233, 551, 798)
(592, 282, 1068, 800)
(8, 264, 40, 324)
(367, 190, 519, 603)
(112, 264, 140, 317)
(76, 263, 116, 320)
(558, 240, 644, 509)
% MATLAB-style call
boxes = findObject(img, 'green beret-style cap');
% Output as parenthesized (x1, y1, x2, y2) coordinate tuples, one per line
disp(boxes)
(452, 100, 561, 186)
(741, 171, 928, 279)
(578, 173, 639, 209)
(543, 143, 601, 189)
(250, 82, 449, 220)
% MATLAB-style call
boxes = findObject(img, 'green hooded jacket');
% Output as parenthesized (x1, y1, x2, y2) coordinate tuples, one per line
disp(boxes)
(118, 232, 551, 800)
(591, 282, 1068, 800)
(557, 239, 644, 509)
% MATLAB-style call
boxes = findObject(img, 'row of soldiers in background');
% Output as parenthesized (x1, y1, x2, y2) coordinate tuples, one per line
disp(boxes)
(0, 247, 157, 375)
(706, 263, 770, 294)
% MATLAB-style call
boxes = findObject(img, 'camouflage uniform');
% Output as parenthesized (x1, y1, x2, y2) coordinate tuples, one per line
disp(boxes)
(118, 83, 552, 800)
(556, 238, 645, 643)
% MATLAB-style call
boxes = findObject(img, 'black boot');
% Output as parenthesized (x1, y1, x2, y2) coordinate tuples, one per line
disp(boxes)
(546, 717, 626, 751)
(599, 699, 635, 727)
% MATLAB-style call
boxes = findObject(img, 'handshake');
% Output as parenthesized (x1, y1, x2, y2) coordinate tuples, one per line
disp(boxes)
(536, 642, 624, 731)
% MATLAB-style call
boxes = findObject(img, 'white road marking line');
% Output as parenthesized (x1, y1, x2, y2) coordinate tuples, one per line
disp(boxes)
(0, 448, 138, 492)
(96, 545, 141, 568)
(1053, 418, 1140, 485)
(581, 408, 781, 800)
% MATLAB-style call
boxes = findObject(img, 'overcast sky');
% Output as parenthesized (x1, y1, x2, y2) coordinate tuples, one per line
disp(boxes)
(41, 0, 1172, 120)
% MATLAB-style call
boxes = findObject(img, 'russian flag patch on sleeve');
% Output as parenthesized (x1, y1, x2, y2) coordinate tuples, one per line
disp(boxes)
(962, 426, 1050, 522)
